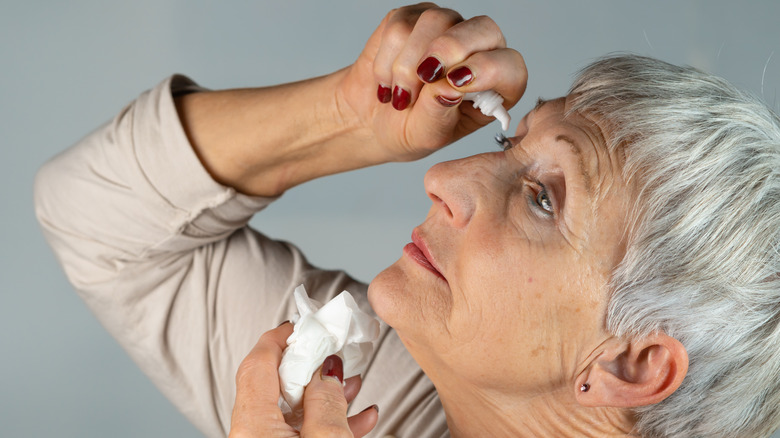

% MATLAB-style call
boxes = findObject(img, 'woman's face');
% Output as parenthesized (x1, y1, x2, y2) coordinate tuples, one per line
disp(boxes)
(368, 96, 633, 396)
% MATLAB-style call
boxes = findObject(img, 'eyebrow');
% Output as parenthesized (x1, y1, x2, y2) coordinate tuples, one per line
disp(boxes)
(555, 134, 592, 197)
(534, 97, 548, 112)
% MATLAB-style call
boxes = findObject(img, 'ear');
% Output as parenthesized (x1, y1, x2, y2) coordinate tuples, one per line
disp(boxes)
(575, 333, 688, 408)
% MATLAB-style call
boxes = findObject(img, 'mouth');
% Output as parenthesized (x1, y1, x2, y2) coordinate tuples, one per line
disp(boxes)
(403, 229, 447, 283)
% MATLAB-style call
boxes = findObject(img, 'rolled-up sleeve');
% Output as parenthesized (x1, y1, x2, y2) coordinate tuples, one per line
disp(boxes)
(34, 75, 447, 438)
(34, 75, 328, 436)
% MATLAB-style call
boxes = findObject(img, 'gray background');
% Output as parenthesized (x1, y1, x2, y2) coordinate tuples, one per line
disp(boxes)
(2, 1, 779, 437)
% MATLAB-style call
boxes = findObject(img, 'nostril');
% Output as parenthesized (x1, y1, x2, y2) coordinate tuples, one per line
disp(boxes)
(442, 201, 453, 219)
(428, 193, 453, 219)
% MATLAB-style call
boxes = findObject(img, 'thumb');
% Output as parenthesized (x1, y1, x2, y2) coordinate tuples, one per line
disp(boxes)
(300, 355, 352, 437)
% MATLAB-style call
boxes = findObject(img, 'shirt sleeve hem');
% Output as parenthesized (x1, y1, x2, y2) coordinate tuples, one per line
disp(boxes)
(131, 74, 277, 225)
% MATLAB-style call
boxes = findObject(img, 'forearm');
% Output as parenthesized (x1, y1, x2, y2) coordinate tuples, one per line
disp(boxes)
(175, 68, 379, 197)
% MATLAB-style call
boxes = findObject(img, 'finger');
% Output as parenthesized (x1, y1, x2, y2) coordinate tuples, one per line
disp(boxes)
(233, 323, 293, 411)
(446, 48, 527, 105)
(230, 323, 294, 433)
(300, 355, 352, 436)
(416, 15, 506, 84)
(343, 375, 362, 404)
(388, 7, 464, 110)
(372, 3, 438, 104)
(401, 51, 524, 150)
(347, 405, 379, 438)
(402, 77, 469, 151)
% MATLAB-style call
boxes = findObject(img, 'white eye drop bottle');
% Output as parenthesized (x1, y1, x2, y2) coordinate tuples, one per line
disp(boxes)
(463, 90, 511, 131)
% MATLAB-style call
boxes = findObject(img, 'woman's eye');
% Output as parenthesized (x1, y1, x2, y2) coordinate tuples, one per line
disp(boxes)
(535, 187, 554, 214)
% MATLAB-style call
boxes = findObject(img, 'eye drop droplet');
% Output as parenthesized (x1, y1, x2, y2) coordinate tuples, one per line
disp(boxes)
(463, 90, 510, 131)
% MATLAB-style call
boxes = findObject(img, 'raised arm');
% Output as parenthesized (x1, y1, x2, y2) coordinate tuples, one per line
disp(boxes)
(34, 4, 527, 437)
(174, 4, 526, 197)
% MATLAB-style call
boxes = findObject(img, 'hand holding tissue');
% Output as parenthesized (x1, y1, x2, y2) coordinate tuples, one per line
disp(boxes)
(278, 285, 380, 427)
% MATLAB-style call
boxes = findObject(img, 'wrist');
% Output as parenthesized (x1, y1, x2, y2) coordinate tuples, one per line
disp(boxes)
(176, 70, 381, 198)
(267, 67, 396, 193)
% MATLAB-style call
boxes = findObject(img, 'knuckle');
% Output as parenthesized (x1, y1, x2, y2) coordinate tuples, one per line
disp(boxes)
(471, 15, 505, 45)
(428, 33, 464, 58)
(418, 7, 462, 27)
(308, 389, 348, 409)
(228, 426, 255, 438)
(405, 2, 439, 13)
(387, 2, 435, 23)
(509, 50, 528, 73)
(234, 348, 275, 385)
(496, 30, 507, 47)
(391, 58, 417, 81)
(416, 8, 437, 26)
(382, 8, 397, 23)
(470, 15, 495, 27)
(373, 63, 390, 84)
(383, 20, 413, 49)
(234, 357, 259, 385)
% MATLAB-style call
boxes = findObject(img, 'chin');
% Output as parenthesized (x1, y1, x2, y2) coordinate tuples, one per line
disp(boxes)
(369, 259, 454, 344)
(368, 262, 407, 328)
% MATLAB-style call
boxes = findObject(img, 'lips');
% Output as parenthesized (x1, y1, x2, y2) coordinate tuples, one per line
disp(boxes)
(404, 230, 447, 283)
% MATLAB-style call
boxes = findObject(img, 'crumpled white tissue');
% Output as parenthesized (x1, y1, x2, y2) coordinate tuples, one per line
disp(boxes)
(278, 284, 380, 428)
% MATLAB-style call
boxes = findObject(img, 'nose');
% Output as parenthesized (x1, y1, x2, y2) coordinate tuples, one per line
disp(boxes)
(423, 153, 503, 228)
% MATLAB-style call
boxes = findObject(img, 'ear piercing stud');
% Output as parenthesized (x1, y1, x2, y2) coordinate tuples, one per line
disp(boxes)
(580, 383, 590, 392)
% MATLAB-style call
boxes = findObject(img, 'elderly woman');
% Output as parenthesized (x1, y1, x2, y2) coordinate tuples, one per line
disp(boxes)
(35, 4, 780, 438)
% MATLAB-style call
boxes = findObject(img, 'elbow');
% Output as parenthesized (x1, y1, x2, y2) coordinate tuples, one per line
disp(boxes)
(33, 157, 59, 230)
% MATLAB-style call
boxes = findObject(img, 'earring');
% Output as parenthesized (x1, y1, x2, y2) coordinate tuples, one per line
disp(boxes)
(580, 383, 590, 392)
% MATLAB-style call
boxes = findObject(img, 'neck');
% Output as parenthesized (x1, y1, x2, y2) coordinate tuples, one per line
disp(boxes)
(434, 374, 636, 437)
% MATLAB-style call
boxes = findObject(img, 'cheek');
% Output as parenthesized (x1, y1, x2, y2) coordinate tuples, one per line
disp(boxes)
(559, 263, 611, 329)
(450, 225, 584, 340)
(446, 235, 539, 333)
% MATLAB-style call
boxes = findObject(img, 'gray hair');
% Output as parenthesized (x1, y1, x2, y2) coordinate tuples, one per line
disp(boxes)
(569, 55, 780, 437)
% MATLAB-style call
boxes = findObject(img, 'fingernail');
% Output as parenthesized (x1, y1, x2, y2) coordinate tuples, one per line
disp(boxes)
(392, 86, 411, 111)
(447, 66, 473, 87)
(417, 56, 444, 83)
(377, 84, 392, 103)
(436, 95, 462, 107)
(321, 354, 344, 384)
(360, 404, 379, 414)
(276, 320, 291, 328)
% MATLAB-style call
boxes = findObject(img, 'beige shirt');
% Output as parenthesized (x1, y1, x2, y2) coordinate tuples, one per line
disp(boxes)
(34, 75, 448, 438)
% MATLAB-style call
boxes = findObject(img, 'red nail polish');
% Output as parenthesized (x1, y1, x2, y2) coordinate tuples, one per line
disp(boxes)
(392, 86, 411, 111)
(359, 404, 379, 414)
(447, 66, 473, 87)
(417, 56, 444, 83)
(321, 355, 344, 384)
(377, 84, 392, 103)
(436, 95, 462, 107)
